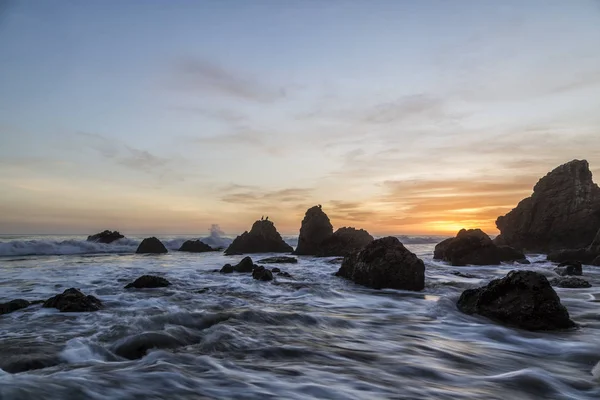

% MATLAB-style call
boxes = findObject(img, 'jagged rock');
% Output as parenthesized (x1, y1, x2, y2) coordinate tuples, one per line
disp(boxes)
(43, 288, 102, 312)
(271, 267, 281, 273)
(554, 262, 582, 276)
(125, 275, 171, 289)
(224, 220, 292, 255)
(495, 160, 600, 252)
(294, 205, 334, 255)
(434, 229, 525, 266)
(550, 277, 591, 288)
(220, 264, 234, 273)
(257, 256, 298, 264)
(252, 266, 274, 281)
(315, 227, 374, 257)
(336, 237, 425, 291)
(114, 332, 185, 360)
(87, 230, 124, 244)
(0, 299, 31, 315)
(234, 256, 255, 272)
(178, 240, 214, 253)
(457, 270, 575, 331)
(136, 237, 168, 254)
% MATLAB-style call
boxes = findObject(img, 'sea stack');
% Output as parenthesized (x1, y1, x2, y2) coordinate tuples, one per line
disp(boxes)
(224, 220, 293, 255)
(87, 230, 124, 244)
(178, 240, 214, 253)
(136, 237, 168, 254)
(315, 227, 374, 257)
(294, 205, 334, 255)
(495, 160, 600, 252)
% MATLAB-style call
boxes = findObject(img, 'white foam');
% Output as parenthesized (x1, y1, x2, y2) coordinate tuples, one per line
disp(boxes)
(0, 238, 139, 256)
(592, 361, 600, 381)
(60, 338, 107, 363)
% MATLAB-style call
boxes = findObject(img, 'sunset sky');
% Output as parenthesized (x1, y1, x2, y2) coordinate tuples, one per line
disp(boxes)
(1, 0, 600, 235)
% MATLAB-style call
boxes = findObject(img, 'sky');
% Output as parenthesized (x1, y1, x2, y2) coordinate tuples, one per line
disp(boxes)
(1, 0, 600, 236)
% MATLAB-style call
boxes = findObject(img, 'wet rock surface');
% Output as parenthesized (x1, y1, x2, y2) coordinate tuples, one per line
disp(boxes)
(252, 266, 274, 281)
(225, 220, 292, 255)
(136, 237, 168, 254)
(554, 262, 582, 277)
(87, 230, 124, 244)
(257, 256, 298, 264)
(178, 240, 214, 253)
(294, 205, 334, 255)
(550, 277, 591, 288)
(43, 288, 102, 312)
(125, 275, 171, 289)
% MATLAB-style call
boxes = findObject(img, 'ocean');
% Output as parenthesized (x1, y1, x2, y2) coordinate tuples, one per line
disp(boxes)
(1, 234, 599, 399)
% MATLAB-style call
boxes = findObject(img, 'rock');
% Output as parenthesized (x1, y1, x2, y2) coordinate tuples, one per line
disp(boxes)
(550, 277, 591, 288)
(220, 264, 234, 273)
(590, 228, 600, 250)
(125, 275, 171, 289)
(224, 220, 292, 255)
(43, 288, 102, 312)
(0, 299, 32, 315)
(554, 261, 582, 276)
(496, 246, 528, 264)
(294, 205, 334, 255)
(547, 248, 598, 264)
(178, 240, 214, 253)
(451, 271, 478, 279)
(433, 238, 454, 259)
(114, 332, 185, 360)
(271, 267, 281, 273)
(234, 256, 255, 273)
(257, 256, 298, 264)
(327, 257, 345, 264)
(277, 271, 293, 278)
(495, 160, 600, 252)
(252, 266, 274, 281)
(87, 230, 124, 244)
(457, 270, 575, 331)
(336, 237, 425, 291)
(315, 227, 374, 257)
(593, 255, 600, 266)
(136, 237, 168, 254)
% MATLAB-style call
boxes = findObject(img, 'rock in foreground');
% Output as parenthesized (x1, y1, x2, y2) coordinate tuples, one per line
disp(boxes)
(457, 271, 575, 331)
(43, 288, 102, 312)
(554, 262, 582, 277)
(550, 277, 591, 288)
(252, 266, 274, 281)
(220, 256, 256, 273)
(87, 230, 124, 244)
(224, 220, 292, 255)
(178, 240, 214, 253)
(294, 205, 334, 255)
(336, 237, 425, 291)
(125, 275, 171, 289)
(315, 227, 374, 257)
(136, 237, 168, 254)
(0, 299, 33, 315)
(257, 256, 298, 264)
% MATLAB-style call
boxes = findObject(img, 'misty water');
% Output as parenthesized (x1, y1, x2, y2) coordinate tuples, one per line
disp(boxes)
(1, 235, 600, 399)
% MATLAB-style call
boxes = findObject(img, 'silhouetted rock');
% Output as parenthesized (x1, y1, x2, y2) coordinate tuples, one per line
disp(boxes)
(252, 266, 274, 281)
(257, 256, 298, 264)
(336, 237, 425, 291)
(125, 275, 171, 289)
(315, 227, 374, 257)
(0, 299, 31, 315)
(136, 237, 168, 254)
(278, 271, 293, 278)
(224, 220, 292, 255)
(234, 256, 255, 272)
(114, 332, 185, 360)
(87, 230, 124, 244)
(495, 160, 600, 252)
(593, 255, 600, 266)
(496, 246, 529, 264)
(547, 248, 597, 264)
(178, 240, 214, 253)
(220, 264, 234, 273)
(294, 205, 334, 255)
(457, 270, 575, 331)
(550, 277, 591, 288)
(554, 262, 582, 276)
(271, 267, 281, 273)
(433, 238, 454, 259)
(43, 288, 102, 312)
(451, 271, 478, 279)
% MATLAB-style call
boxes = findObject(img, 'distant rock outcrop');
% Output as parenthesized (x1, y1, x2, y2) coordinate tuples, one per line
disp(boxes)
(87, 230, 124, 244)
(550, 277, 591, 288)
(224, 220, 292, 255)
(336, 237, 425, 291)
(125, 275, 171, 289)
(315, 227, 374, 257)
(43, 288, 102, 312)
(136, 237, 168, 254)
(495, 160, 600, 252)
(457, 271, 575, 331)
(554, 261, 582, 277)
(220, 256, 256, 273)
(294, 205, 334, 255)
(434, 229, 526, 266)
(178, 240, 214, 253)
(257, 256, 298, 264)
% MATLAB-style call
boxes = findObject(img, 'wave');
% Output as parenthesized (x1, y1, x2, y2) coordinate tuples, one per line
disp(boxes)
(0, 238, 139, 257)
(395, 235, 446, 245)
(199, 224, 233, 249)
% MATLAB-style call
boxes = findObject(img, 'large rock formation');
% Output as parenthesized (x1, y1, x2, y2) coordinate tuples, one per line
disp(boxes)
(495, 160, 600, 252)
(294, 205, 334, 255)
(43, 288, 102, 312)
(87, 230, 124, 244)
(336, 237, 425, 291)
(315, 227, 374, 257)
(136, 237, 168, 254)
(178, 240, 214, 253)
(224, 220, 292, 255)
(547, 227, 600, 264)
(434, 229, 526, 266)
(457, 271, 575, 331)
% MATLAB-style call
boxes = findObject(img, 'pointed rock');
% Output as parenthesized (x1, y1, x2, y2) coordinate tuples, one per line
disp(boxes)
(178, 240, 214, 253)
(136, 237, 168, 254)
(43, 288, 102, 312)
(224, 220, 292, 255)
(294, 205, 333, 255)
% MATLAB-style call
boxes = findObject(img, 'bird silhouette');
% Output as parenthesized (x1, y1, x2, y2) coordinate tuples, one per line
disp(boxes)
(266, 216, 269, 221)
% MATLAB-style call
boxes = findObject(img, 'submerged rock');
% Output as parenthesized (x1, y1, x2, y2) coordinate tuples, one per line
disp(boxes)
(457, 270, 575, 331)
(277, 271, 293, 278)
(87, 230, 124, 244)
(43, 288, 102, 312)
(315, 227, 374, 257)
(451, 271, 478, 279)
(554, 261, 583, 277)
(294, 205, 334, 255)
(234, 256, 255, 273)
(252, 266, 274, 281)
(224, 220, 292, 255)
(178, 240, 214, 253)
(1, 355, 61, 374)
(550, 277, 591, 288)
(136, 237, 168, 254)
(0, 299, 32, 315)
(495, 160, 600, 252)
(336, 237, 425, 291)
(220, 264, 234, 273)
(257, 256, 298, 264)
(114, 332, 186, 360)
(125, 275, 171, 289)
(271, 267, 281, 273)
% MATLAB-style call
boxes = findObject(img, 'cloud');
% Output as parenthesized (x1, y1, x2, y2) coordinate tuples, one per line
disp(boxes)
(221, 187, 313, 205)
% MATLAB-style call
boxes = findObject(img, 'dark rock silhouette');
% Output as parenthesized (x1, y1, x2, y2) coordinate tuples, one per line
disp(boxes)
(257, 256, 298, 264)
(114, 332, 185, 360)
(547, 227, 600, 265)
(451, 271, 478, 279)
(315, 227, 374, 257)
(252, 266, 274, 281)
(43, 288, 102, 312)
(294, 205, 334, 255)
(87, 230, 124, 244)
(434, 229, 525, 266)
(234, 256, 255, 272)
(1, 355, 61, 374)
(278, 271, 293, 278)
(220, 263, 234, 273)
(495, 160, 600, 252)
(178, 240, 214, 253)
(136, 237, 168, 254)
(0, 299, 32, 315)
(336, 237, 425, 291)
(224, 220, 292, 255)
(125, 275, 171, 289)
(550, 277, 591, 288)
(271, 267, 281, 273)
(554, 262, 582, 277)
(457, 270, 575, 331)
(593, 255, 600, 266)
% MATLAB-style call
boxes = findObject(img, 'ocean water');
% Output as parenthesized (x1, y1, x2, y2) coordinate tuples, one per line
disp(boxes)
(1, 235, 600, 400)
